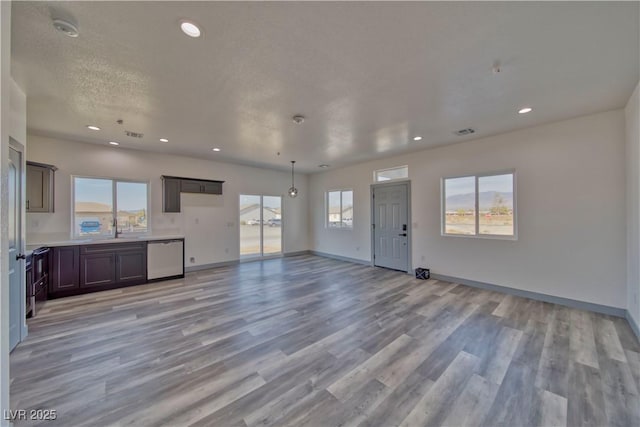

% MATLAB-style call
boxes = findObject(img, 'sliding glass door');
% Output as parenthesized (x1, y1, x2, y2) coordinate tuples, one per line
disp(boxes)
(240, 195, 282, 257)
(262, 196, 282, 255)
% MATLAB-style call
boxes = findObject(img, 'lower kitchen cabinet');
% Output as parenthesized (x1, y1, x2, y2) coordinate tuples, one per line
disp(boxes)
(116, 249, 147, 284)
(80, 252, 117, 288)
(50, 246, 80, 294)
(80, 242, 147, 289)
(49, 241, 150, 298)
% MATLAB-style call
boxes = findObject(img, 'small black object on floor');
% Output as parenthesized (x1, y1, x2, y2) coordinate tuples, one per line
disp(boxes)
(415, 267, 430, 280)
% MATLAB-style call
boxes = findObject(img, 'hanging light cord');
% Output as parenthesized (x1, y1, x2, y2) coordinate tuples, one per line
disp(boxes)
(289, 161, 298, 198)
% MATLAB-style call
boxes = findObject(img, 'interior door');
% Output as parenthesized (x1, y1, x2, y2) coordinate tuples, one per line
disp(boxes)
(373, 182, 409, 272)
(9, 146, 23, 351)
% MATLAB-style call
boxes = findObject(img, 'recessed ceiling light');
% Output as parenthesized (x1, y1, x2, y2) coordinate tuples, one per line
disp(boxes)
(86, 125, 101, 131)
(518, 107, 533, 114)
(180, 20, 201, 38)
(413, 136, 422, 141)
(109, 141, 119, 146)
(318, 164, 330, 168)
(212, 148, 221, 152)
(292, 115, 305, 124)
(159, 138, 169, 143)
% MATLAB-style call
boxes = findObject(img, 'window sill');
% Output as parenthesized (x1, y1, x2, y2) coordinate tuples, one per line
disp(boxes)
(441, 233, 517, 241)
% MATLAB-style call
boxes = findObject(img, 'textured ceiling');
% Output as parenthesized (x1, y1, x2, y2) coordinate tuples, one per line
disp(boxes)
(11, 1, 639, 173)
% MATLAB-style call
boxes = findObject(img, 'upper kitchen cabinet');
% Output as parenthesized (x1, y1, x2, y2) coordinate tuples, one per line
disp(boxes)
(162, 176, 181, 213)
(180, 178, 223, 195)
(26, 161, 57, 212)
(162, 175, 224, 212)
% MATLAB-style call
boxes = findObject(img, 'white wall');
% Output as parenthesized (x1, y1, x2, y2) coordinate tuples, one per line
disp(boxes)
(310, 109, 627, 309)
(26, 135, 310, 267)
(0, 1, 11, 423)
(9, 79, 26, 145)
(626, 82, 640, 327)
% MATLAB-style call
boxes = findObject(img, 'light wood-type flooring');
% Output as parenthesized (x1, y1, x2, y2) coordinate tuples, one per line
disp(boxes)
(10, 255, 640, 426)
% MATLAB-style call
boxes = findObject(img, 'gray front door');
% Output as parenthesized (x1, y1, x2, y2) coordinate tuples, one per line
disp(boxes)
(9, 146, 23, 351)
(372, 182, 410, 272)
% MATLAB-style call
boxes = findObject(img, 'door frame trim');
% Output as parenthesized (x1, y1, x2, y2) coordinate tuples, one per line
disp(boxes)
(9, 138, 27, 341)
(370, 180, 412, 274)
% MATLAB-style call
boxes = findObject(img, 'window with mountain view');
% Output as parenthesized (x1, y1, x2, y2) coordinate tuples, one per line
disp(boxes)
(442, 171, 515, 238)
(73, 177, 148, 238)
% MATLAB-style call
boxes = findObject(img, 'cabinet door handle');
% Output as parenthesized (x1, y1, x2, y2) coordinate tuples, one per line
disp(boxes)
(16, 253, 26, 260)
(26, 200, 29, 210)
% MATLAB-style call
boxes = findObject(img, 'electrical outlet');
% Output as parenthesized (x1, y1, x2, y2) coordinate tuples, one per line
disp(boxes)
(189, 257, 195, 263)
(356, 246, 360, 251)
(421, 255, 426, 262)
(225, 248, 229, 254)
(195, 218, 199, 224)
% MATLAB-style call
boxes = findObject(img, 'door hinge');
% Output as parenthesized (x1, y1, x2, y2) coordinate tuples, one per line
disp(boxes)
(372, 224, 375, 229)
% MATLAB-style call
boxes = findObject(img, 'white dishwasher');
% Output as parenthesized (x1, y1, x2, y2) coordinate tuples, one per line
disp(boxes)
(147, 239, 184, 280)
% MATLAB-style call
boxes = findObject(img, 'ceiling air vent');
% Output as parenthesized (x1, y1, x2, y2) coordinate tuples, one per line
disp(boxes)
(124, 130, 144, 138)
(454, 128, 475, 136)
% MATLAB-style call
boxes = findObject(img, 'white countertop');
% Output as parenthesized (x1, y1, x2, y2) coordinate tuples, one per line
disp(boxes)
(26, 235, 184, 251)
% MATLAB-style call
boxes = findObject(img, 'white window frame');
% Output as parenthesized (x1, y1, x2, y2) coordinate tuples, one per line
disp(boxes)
(71, 175, 151, 239)
(374, 165, 409, 182)
(441, 169, 517, 240)
(326, 189, 353, 229)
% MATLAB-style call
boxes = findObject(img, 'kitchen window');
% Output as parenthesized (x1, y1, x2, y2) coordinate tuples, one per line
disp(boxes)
(72, 177, 149, 238)
(442, 171, 516, 239)
(327, 190, 353, 229)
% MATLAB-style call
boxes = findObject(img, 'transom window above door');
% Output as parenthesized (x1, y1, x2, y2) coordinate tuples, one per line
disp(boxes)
(374, 165, 408, 182)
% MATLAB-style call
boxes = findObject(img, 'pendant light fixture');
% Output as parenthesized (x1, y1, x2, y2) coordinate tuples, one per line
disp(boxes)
(288, 161, 298, 198)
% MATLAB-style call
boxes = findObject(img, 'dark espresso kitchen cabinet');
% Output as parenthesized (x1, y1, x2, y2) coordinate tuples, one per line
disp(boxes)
(49, 242, 148, 298)
(162, 175, 224, 212)
(180, 179, 203, 194)
(115, 247, 147, 284)
(80, 242, 147, 289)
(80, 252, 117, 288)
(50, 246, 80, 294)
(26, 161, 57, 213)
(180, 179, 223, 195)
(162, 177, 181, 213)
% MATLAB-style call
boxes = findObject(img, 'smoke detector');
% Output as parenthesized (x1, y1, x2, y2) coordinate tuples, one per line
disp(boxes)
(53, 19, 79, 37)
(454, 128, 476, 136)
(292, 115, 305, 124)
